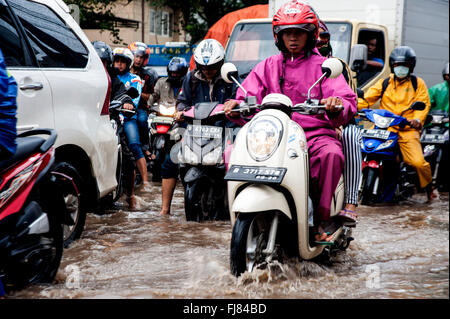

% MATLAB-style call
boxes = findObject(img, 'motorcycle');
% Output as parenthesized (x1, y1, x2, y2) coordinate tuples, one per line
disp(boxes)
(421, 110, 449, 191)
(221, 59, 354, 277)
(148, 101, 177, 182)
(358, 101, 426, 205)
(0, 129, 64, 293)
(176, 101, 236, 222)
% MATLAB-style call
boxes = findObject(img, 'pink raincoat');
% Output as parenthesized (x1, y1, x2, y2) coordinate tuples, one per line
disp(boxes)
(234, 49, 357, 223)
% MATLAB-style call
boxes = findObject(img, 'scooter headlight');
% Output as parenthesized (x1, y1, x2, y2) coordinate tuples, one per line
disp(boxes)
(373, 113, 394, 128)
(159, 103, 176, 116)
(246, 115, 283, 161)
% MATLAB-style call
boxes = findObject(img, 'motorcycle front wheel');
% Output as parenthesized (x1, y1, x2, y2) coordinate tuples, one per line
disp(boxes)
(230, 212, 274, 277)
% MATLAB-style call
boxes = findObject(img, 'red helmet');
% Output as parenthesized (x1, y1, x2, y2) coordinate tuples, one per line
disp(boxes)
(272, 1, 319, 51)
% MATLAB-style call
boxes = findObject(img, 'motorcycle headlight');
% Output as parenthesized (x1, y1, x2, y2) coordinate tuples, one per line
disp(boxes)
(246, 115, 283, 161)
(159, 104, 176, 116)
(373, 113, 394, 128)
(202, 146, 223, 165)
(375, 139, 394, 151)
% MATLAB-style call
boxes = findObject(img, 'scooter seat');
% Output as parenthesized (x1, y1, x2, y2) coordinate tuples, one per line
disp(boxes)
(0, 136, 46, 172)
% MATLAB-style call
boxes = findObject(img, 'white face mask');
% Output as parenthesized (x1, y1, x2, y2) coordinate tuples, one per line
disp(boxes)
(394, 66, 410, 78)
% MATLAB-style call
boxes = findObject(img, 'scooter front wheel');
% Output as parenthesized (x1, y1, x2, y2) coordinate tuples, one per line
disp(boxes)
(230, 213, 274, 277)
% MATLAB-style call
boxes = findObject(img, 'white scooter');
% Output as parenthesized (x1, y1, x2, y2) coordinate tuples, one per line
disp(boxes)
(221, 59, 354, 276)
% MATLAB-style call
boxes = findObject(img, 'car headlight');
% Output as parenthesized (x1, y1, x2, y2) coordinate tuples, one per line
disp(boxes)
(373, 113, 394, 128)
(246, 115, 283, 161)
(159, 104, 176, 116)
(375, 139, 394, 151)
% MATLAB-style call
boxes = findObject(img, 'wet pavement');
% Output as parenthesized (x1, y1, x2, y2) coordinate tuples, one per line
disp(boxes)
(6, 182, 449, 299)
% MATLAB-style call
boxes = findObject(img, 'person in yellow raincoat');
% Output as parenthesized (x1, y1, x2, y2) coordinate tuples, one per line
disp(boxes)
(358, 46, 437, 201)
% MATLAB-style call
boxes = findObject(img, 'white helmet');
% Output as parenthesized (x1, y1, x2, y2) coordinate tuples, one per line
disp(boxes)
(262, 93, 293, 108)
(112, 47, 134, 70)
(194, 39, 225, 70)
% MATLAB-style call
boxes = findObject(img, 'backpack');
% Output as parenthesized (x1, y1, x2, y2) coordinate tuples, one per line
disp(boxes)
(380, 74, 418, 100)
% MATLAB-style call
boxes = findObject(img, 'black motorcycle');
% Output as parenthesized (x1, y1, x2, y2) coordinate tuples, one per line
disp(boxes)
(421, 110, 449, 191)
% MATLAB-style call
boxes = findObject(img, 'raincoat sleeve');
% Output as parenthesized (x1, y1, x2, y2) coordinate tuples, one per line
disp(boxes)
(357, 77, 384, 110)
(176, 71, 193, 111)
(412, 77, 431, 126)
(321, 74, 357, 128)
(0, 49, 18, 157)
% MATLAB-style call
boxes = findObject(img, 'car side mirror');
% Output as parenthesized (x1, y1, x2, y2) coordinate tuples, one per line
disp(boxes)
(349, 44, 368, 72)
(411, 101, 426, 111)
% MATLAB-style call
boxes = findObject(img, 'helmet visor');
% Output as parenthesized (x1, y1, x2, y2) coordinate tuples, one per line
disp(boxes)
(274, 23, 315, 35)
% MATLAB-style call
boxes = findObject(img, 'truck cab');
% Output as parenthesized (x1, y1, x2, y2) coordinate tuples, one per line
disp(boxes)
(224, 18, 390, 91)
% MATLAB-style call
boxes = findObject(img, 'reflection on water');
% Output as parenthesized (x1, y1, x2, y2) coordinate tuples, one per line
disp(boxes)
(6, 183, 449, 299)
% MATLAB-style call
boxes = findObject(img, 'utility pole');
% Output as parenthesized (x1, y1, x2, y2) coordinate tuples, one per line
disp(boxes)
(141, 0, 145, 43)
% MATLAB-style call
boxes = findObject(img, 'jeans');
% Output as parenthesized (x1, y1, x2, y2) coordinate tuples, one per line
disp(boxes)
(136, 108, 150, 151)
(123, 118, 144, 160)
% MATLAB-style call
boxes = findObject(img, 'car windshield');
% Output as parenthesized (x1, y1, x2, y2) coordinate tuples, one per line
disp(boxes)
(225, 22, 279, 79)
(326, 22, 352, 63)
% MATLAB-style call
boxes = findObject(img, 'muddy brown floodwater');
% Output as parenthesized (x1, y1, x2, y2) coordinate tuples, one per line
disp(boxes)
(7, 182, 449, 299)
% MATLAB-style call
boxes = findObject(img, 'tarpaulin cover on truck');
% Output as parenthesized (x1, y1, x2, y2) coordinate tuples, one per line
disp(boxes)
(189, 4, 268, 70)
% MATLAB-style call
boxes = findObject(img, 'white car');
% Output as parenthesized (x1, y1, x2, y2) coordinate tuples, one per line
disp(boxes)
(1, 0, 118, 245)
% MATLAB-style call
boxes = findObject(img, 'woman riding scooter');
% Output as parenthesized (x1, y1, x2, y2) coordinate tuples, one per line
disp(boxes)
(224, 1, 357, 243)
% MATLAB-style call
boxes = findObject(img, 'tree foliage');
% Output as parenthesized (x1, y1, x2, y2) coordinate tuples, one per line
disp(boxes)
(69, 0, 267, 44)
(152, 0, 267, 43)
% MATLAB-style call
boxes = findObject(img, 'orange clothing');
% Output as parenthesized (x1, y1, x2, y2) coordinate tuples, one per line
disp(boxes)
(358, 75, 432, 188)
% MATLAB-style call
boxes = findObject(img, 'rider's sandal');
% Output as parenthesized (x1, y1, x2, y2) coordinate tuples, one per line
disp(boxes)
(337, 209, 358, 227)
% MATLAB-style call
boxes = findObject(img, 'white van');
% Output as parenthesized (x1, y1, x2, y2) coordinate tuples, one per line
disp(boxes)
(0, 0, 118, 245)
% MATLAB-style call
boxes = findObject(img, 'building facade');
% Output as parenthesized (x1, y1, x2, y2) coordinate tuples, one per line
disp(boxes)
(82, 0, 189, 47)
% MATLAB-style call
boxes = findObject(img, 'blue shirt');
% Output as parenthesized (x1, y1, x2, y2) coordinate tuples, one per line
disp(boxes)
(0, 48, 18, 157)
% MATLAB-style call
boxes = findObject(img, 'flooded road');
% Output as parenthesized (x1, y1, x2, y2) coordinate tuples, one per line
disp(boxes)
(7, 182, 449, 299)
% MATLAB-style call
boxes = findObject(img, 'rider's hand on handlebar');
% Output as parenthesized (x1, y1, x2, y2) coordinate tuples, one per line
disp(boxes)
(123, 103, 134, 111)
(408, 118, 422, 129)
(223, 100, 241, 117)
(321, 97, 343, 113)
(174, 111, 184, 121)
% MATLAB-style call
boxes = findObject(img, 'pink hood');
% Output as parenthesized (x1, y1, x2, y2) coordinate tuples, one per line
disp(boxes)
(235, 49, 357, 140)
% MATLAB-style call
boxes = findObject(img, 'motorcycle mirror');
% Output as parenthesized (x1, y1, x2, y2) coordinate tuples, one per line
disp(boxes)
(221, 62, 250, 102)
(126, 86, 139, 99)
(410, 101, 426, 111)
(321, 58, 343, 79)
(306, 58, 343, 103)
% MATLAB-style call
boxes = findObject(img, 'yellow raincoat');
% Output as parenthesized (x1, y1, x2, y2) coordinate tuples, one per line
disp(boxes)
(358, 74, 432, 188)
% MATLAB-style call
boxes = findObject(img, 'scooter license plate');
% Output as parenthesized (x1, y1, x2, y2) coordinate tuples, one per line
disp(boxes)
(361, 129, 390, 140)
(224, 165, 287, 184)
(187, 125, 222, 139)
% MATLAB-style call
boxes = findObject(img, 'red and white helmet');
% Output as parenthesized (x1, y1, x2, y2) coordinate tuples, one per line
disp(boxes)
(128, 41, 150, 66)
(272, 1, 319, 51)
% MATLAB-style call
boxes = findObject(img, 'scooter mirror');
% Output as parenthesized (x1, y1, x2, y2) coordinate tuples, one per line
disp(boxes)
(126, 86, 139, 99)
(321, 58, 343, 79)
(221, 62, 239, 84)
(411, 101, 426, 111)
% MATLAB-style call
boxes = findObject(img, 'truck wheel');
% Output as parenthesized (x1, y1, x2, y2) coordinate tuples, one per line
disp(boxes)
(52, 162, 85, 248)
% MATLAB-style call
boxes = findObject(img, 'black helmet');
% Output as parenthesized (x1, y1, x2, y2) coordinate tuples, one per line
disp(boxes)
(389, 46, 416, 74)
(443, 62, 449, 80)
(92, 41, 113, 67)
(167, 57, 188, 85)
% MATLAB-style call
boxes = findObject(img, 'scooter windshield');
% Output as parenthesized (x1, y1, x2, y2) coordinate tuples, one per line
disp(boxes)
(361, 108, 407, 128)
